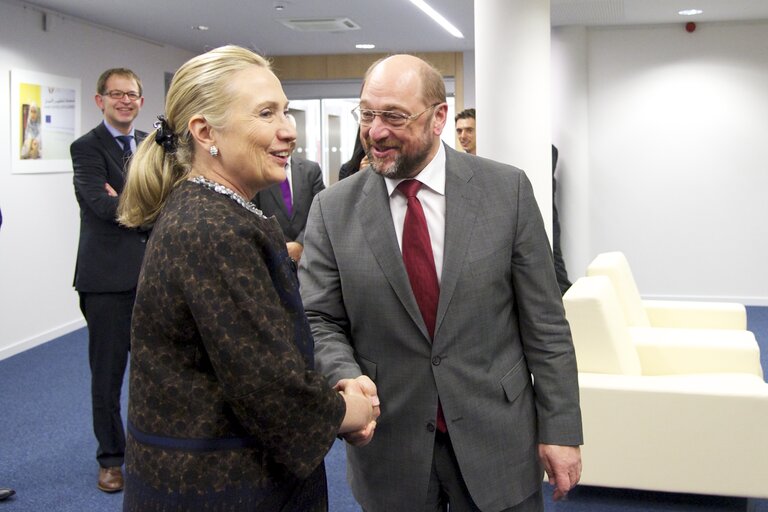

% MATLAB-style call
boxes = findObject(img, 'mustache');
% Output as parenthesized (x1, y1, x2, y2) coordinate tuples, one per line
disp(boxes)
(364, 138, 400, 151)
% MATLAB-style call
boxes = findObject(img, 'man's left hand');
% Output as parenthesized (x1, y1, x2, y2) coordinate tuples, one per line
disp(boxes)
(538, 444, 581, 501)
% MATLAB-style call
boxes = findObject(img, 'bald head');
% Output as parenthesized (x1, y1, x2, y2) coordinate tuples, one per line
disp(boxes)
(363, 55, 446, 107)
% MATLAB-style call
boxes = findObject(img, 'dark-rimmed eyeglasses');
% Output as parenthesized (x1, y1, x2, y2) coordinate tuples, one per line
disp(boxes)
(103, 90, 141, 101)
(351, 103, 442, 128)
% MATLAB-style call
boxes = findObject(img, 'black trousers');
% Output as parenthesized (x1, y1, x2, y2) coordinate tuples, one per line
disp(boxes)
(79, 290, 134, 468)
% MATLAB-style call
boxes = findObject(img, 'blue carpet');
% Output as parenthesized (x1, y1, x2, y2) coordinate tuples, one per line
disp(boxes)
(1, 309, 767, 511)
(747, 305, 768, 377)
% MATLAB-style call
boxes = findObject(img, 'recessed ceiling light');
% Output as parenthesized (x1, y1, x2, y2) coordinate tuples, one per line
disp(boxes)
(678, 9, 703, 16)
(356, 43, 376, 49)
(192, 25, 209, 31)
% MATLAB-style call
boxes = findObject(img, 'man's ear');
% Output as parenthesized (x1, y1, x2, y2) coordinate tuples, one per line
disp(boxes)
(95, 94, 105, 112)
(432, 103, 448, 136)
(188, 115, 216, 149)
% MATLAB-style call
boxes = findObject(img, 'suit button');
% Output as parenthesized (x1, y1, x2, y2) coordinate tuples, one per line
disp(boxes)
(431, 356, 441, 366)
(426, 423, 435, 432)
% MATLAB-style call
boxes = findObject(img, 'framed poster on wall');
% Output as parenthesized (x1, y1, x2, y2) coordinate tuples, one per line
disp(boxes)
(10, 69, 81, 174)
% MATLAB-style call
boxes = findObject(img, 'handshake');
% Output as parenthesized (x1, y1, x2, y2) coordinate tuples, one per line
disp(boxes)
(335, 376, 381, 447)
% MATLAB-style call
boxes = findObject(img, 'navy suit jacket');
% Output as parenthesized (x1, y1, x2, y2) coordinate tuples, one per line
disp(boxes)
(252, 155, 324, 245)
(71, 122, 148, 293)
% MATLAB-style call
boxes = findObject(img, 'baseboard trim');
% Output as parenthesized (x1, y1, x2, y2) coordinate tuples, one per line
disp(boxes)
(0, 319, 86, 361)
(642, 295, 768, 307)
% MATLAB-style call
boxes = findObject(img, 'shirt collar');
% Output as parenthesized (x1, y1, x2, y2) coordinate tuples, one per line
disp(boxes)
(103, 120, 135, 139)
(385, 142, 446, 197)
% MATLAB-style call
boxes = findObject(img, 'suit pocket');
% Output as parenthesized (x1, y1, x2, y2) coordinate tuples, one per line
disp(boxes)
(500, 357, 531, 403)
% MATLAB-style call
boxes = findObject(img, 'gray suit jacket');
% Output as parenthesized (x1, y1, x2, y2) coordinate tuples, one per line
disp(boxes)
(252, 155, 324, 245)
(300, 145, 582, 511)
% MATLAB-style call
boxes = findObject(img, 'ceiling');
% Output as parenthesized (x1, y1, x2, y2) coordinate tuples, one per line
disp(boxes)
(17, 0, 768, 56)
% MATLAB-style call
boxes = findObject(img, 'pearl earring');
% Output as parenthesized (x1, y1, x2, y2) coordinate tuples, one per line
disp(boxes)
(209, 145, 219, 157)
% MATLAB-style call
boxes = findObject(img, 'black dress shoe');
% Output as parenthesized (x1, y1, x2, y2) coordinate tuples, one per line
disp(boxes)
(0, 488, 15, 501)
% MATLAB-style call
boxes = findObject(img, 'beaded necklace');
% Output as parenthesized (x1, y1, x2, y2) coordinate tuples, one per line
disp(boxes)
(189, 176, 266, 218)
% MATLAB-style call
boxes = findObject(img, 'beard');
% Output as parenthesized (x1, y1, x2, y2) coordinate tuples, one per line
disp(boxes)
(365, 122, 435, 180)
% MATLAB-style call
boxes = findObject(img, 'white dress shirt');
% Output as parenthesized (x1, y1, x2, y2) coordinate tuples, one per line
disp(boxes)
(284, 158, 293, 194)
(384, 143, 446, 284)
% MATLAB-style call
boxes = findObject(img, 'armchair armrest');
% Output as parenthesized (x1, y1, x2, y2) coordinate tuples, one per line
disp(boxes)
(629, 327, 763, 378)
(642, 300, 746, 330)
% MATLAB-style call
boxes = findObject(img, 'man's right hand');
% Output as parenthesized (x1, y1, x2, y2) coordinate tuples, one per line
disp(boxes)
(335, 376, 380, 446)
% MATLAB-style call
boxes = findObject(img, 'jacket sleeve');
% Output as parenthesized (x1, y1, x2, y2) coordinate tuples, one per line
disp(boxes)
(510, 171, 583, 446)
(183, 218, 345, 478)
(71, 137, 120, 223)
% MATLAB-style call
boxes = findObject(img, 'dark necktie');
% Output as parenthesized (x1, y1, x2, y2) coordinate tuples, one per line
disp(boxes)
(397, 179, 446, 432)
(280, 177, 293, 216)
(116, 135, 133, 159)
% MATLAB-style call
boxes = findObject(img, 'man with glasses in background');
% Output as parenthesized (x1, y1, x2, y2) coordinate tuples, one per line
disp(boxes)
(300, 54, 582, 512)
(71, 68, 147, 493)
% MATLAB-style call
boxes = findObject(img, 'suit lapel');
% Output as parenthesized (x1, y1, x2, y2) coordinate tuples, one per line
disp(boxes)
(357, 172, 428, 339)
(95, 123, 126, 171)
(266, 182, 287, 218)
(435, 148, 480, 339)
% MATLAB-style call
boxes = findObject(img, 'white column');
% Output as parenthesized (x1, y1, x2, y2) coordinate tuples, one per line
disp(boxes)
(552, 26, 591, 277)
(475, 0, 553, 238)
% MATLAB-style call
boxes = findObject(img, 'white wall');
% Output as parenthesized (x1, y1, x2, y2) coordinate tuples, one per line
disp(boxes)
(2, 5, 767, 360)
(581, 21, 768, 304)
(0, 0, 193, 359)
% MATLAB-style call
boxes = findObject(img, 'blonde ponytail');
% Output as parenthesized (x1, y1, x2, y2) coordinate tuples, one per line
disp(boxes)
(118, 133, 190, 228)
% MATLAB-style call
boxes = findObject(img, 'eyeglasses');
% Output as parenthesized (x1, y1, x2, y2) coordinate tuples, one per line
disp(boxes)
(351, 103, 442, 128)
(103, 90, 141, 101)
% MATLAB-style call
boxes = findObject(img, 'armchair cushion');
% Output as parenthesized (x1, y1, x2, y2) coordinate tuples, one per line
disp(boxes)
(630, 327, 763, 378)
(642, 299, 747, 330)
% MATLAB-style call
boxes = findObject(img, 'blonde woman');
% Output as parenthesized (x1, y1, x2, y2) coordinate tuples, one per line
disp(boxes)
(118, 45, 378, 511)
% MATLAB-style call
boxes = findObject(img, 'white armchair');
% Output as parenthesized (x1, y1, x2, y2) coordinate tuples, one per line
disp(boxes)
(586, 251, 747, 330)
(564, 276, 768, 499)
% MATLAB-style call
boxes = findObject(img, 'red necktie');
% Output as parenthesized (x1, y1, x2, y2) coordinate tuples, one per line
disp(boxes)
(397, 180, 446, 433)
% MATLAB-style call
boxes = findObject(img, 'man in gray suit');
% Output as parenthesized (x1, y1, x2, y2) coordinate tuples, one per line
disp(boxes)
(252, 152, 324, 262)
(299, 55, 582, 511)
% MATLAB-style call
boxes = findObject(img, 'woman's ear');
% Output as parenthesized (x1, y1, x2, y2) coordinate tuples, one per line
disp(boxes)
(188, 115, 215, 149)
